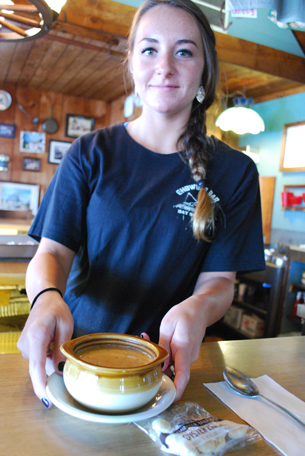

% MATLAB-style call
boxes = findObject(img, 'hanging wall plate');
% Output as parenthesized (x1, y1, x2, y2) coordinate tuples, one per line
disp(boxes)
(0, 91, 12, 111)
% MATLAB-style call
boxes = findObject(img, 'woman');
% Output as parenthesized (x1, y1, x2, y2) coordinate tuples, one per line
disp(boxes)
(18, 0, 265, 407)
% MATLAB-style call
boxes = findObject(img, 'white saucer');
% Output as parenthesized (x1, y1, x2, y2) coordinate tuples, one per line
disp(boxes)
(46, 373, 176, 424)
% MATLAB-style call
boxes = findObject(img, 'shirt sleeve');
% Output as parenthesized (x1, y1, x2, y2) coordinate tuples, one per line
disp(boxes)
(28, 137, 90, 252)
(201, 160, 265, 274)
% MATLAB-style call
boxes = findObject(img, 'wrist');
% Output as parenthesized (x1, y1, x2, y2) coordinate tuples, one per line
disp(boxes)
(30, 287, 63, 310)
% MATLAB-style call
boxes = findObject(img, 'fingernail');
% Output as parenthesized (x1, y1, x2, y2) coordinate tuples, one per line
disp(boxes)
(140, 333, 144, 338)
(58, 361, 65, 372)
(41, 397, 49, 408)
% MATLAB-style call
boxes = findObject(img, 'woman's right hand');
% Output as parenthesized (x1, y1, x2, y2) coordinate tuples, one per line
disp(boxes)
(17, 293, 74, 408)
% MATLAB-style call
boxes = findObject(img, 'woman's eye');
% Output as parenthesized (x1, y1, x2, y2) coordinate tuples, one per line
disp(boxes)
(177, 49, 193, 57)
(142, 47, 157, 55)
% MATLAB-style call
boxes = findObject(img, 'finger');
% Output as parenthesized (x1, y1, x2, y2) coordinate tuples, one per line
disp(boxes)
(158, 324, 175, 371)
(140, 332, 150, 341)
(168, 339, 191, 401)
(28, 330, 52, 407)
(29, 353, 51, 407)
(52, 319, 74, 375)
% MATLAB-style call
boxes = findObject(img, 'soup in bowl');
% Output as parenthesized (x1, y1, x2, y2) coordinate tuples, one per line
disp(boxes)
(60, 333, 169, 413)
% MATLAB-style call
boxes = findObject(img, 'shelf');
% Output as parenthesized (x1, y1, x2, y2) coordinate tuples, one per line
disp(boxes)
(281, 206, 305, 211)
(289, 282, 305, 293)
(221, 321, 262, 339)
(233, 299, 268, 317)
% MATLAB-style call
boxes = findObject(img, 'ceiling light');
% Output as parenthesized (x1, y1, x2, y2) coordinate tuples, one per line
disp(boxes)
(216, 97, 265, 135)
(0, 0, 67, 42)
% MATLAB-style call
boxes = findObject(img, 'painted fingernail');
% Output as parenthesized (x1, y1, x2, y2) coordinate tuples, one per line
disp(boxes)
(41, 397, 49, 408)
(58, 361, 65, 372)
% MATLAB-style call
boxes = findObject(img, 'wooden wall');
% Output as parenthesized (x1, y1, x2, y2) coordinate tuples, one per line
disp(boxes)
(0, 83, 111, 201)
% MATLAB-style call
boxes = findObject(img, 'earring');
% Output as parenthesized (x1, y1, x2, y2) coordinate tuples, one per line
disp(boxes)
(196, 86, 205, 103)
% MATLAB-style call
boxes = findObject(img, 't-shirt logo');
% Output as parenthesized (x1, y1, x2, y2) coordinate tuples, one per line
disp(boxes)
(173, 192, 197, 219)
(174, 184, 220, 220)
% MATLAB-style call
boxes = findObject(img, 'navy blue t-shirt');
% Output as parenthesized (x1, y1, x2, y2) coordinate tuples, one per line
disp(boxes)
(28, 123, 265, 342)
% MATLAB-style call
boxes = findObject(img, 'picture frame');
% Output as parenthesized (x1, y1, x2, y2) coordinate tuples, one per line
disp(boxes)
(48, 139, 72, 164)
(20, 130, 46, 154)
(0, 123, 15, 138)
(279, 120, 305, 172)
(0, 182, 40, 216)
(22, 157, 41, 172)
(65, 114, 95, 138)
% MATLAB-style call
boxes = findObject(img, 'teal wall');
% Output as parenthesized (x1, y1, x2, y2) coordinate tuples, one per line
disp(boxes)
(239, 92, 305, 239)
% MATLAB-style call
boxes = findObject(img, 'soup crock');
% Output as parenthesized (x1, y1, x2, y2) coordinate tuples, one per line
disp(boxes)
(60, 333, 169, 413)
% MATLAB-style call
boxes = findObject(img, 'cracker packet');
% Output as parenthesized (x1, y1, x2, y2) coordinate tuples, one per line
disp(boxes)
(134, 402, 261, 456)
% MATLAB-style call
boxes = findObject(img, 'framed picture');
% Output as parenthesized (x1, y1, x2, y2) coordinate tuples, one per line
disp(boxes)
(48, 140, 72, 164)
(0, 123, 15, 138)
(22, 157, 41, 172)
(0, 182, 40, 216)
(20, 131, 46, 154)
(65, 114, 95, 138)
(279, 120, 305, 172)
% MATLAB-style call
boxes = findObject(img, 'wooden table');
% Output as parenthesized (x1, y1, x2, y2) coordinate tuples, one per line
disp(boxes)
(1, 337, 305, 456)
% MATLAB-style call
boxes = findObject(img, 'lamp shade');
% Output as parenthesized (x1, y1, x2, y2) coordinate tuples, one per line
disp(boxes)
(216, 106, 265, 135)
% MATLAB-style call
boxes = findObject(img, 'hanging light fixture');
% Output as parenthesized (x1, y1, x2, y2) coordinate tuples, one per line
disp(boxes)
(216, 97, 265, 135)
(0, 0, 67, 42)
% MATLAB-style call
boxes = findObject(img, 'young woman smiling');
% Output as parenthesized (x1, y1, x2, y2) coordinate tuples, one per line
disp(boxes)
(18, 0, 265, 408)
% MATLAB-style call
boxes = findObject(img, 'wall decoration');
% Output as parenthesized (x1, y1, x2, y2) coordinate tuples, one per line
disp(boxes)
(279, 120, 305, 172)
(65, 114, 95, 138)
(48, 140, 72, 164)
(0, 123, 15, 138)
(20, 131, 46, 154)
(0, 182, 40, 216)
(22, 157, 41, 172)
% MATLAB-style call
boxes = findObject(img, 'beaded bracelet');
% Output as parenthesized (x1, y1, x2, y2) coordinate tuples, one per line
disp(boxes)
(30, 287, 63, 310)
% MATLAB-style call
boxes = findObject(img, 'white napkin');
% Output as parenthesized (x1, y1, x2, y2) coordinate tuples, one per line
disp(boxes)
(204, 375, 305, 456)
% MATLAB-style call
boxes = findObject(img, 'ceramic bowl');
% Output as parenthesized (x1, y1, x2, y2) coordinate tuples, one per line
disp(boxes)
(60, 333, 169, 413)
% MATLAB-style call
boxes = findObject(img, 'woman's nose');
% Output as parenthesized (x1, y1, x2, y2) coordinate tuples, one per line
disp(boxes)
(155, 53, 174, 76)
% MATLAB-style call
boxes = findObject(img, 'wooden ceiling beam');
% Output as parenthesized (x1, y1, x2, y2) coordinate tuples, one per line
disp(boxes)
(52, 20, 122, 47)
(215, 32, 305, 85)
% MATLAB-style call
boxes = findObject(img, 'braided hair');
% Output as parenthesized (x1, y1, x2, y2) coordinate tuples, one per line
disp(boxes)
(127, 0, 219, 241)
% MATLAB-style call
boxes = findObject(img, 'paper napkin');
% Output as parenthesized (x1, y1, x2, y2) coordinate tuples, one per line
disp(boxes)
(204, 375, 305, 456)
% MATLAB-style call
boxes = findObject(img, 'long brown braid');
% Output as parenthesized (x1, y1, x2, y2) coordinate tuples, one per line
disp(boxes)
(127, 0, 219, 241)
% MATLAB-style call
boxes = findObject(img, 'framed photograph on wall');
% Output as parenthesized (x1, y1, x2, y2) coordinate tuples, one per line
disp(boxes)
(279, 120, 305, 172)
(65, 114, 95, 138)
(0, 123, 15, 138)
(0, 182, 40, 216)
(22, 157, 41, 172)
(48, 140, 72, 164)
(20, 131, 46, 154)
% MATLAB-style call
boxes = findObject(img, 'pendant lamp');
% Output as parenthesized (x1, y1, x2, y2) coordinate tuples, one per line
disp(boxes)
(0, 0, 67, 42)
(216, 97, 265, 135)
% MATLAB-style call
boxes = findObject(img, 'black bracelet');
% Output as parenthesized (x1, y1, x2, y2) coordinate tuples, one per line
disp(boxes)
(30, 287, 63, 310)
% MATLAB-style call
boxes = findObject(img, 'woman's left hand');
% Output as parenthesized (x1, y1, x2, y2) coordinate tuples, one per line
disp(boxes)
(158, 298, 206, 401)
(158, 271, 236, 401)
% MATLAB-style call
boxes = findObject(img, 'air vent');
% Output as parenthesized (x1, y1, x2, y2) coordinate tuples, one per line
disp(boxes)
(192, 0, 229, 33)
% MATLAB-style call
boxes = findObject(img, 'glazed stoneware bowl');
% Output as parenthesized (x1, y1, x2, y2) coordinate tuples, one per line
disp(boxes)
(60, 333, 169, 413)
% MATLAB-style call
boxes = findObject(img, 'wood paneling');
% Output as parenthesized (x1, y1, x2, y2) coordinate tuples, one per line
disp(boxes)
(259, 176, 276, 245)
(0, 82, 111, 202)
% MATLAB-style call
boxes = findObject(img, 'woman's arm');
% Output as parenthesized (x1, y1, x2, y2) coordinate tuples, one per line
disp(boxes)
(158, 271, 236, 401)
(17, 237, 76, 407)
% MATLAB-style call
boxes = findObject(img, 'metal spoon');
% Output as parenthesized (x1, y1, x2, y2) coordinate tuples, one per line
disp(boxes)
(223, 366, 305, 428)
(17, 102, 39, 124)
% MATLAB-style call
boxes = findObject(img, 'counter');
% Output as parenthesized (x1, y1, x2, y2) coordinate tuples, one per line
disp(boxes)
(1, 336, 305, 455)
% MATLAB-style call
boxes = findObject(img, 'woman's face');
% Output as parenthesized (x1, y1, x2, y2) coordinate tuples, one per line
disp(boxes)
(129, 5, 204, 118)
